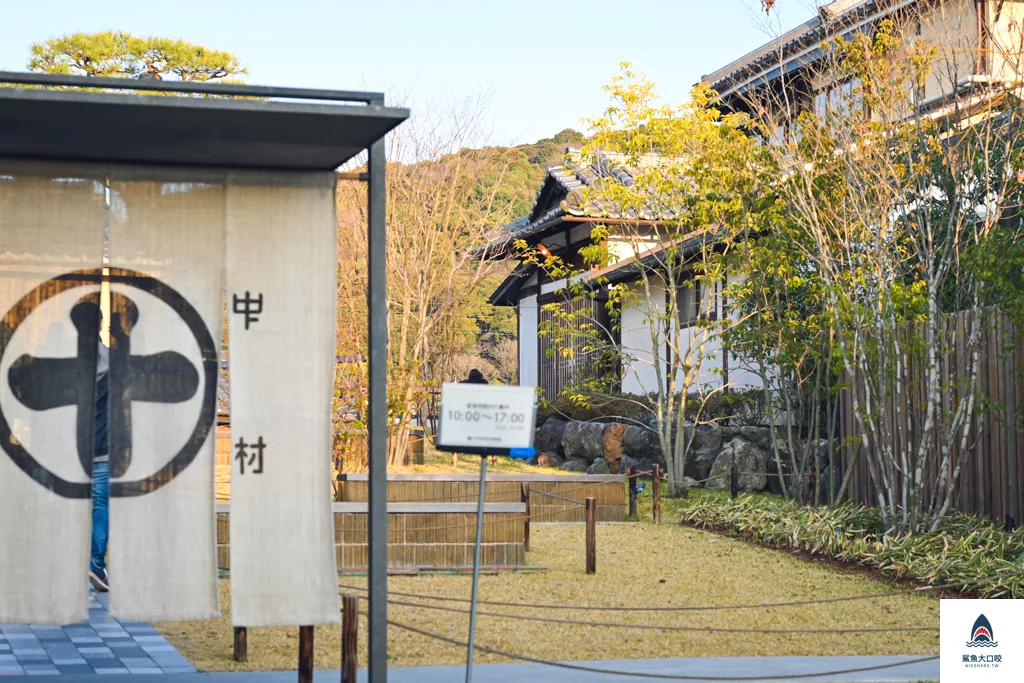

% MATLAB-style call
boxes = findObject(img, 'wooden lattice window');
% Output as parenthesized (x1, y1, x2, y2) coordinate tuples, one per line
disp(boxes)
(537, 293, 616, 398)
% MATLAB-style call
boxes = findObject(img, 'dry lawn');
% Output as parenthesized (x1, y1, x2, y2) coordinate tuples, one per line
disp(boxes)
(157, 523, 939, 672)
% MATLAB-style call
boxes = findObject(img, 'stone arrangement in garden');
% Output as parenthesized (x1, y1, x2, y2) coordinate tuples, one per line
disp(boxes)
(533, 418, 839, 496)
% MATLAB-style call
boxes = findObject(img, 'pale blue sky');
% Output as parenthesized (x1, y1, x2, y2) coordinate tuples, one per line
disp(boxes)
(0, 0, 812, 145)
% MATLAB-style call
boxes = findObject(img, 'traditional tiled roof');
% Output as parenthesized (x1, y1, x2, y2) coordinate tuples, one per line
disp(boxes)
(581, 227, 731, 287)
(701, 0, 918, 99)
(489, 150, 675, 254)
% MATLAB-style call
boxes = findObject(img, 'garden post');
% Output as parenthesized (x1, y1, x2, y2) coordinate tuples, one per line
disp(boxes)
(585, 496, 596, 575)
(653, 464, 662, 524)
(233, 627, 247, 663)
(730, 464, 739, 500)
(522, 482, 531, 552)
(299, 626, 314, 683)
(627, 466, 638, 519)
(342, 594, 358, 683)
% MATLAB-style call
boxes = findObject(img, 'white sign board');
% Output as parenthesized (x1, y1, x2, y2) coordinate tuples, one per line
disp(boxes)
(437, 383, 537, 451)
(941, 598, 1024, 683)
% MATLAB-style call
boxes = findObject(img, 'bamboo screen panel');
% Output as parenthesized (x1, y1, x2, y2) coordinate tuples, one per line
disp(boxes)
(841, 309, 1024, 524)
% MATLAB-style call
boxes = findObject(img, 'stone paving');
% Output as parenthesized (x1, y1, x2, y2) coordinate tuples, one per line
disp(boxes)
(0, 590, 194, 676)
(18, 655, 941, 683)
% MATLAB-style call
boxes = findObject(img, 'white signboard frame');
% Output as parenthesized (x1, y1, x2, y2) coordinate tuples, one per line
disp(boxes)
(436, 383, 537, 455)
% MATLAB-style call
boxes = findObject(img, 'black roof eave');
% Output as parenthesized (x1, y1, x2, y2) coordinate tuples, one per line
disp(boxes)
(0, 73, 409, 171)
(718, 46, 823, 102)
(489, 263, 537, 307)
(584, 230, 728, 289)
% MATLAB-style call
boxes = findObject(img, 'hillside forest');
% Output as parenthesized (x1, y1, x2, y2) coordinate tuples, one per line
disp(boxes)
(334, 121, 583, 465)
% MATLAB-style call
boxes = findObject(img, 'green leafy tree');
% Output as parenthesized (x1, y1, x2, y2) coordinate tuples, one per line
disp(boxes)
(525, 66, 770, 495)
(336, 98, 522, 467)
(720, 225, 843, 505)
(755, 18, 1024, 531)
(29, 31, 245, 81)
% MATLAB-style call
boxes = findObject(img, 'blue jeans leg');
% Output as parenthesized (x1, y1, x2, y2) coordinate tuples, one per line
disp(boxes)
(91, 461, 109, 573)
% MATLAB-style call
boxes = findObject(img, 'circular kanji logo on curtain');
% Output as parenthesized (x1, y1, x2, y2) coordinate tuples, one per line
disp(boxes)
(0, 268, 217, 499)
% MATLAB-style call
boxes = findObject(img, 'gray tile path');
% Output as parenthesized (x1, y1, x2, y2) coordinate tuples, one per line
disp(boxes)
(0, 590, 195, 676)
(2, 655, 938, 682)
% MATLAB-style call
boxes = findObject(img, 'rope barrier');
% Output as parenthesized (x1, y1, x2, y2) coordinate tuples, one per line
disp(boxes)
(375, 613, 940, 681)
(381, 595, 938, 634)
(530, 488, 588, 506)
(339, 567, 1020, 612)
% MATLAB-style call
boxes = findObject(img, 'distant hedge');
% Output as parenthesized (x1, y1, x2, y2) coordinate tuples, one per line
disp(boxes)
(535, 389, 768, 428)
(675, 491, 1024, 598)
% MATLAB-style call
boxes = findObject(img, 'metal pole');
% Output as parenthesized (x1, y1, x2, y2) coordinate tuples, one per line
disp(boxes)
(367, 134, 389, 683)
(465, 455, 488, 683)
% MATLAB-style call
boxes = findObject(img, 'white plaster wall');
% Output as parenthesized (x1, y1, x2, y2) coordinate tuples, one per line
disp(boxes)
(720, 271, 763, 389)
(618, 281, 665, 396)
(617, 273, 762, 395)
(540, 278, 568, 296)
(670, 325, 726, 390)
(991, 1, 1024, 83)
(518, 293, 539, 388)
(919, 0, 978, 99)
(606, 235, 661, 264)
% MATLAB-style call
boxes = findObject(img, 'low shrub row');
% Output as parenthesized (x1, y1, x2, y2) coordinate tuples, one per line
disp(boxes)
(674, 491, 1024, 598)
(536, 388, 769, 428)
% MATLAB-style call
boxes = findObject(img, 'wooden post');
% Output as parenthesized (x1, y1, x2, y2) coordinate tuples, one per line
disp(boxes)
(233, 627, 247, 663)
(521, 482, 531, 552)
(342, 595, 358, 683)
(585, 496, 596, 575)
(298, 626, 314, 683)
(653, 464, 662, 524)
(627, 466, 638, 519)
(730, 464, 739, 500)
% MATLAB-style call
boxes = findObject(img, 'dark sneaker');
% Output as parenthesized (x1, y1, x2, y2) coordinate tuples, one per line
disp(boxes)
(89, 567, 109, 592)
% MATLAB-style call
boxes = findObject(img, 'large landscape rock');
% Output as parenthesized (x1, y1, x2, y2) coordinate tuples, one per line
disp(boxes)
(691, 426, 723, 457)
(622, 425, 663, 465)
(561, 458, 589, 473)
(817, 465, 837, 503)
(685, 449, 717, 482)
(764, 451, 790, 496)
(720, 426, 743, 442)
(536, 451, 564, 469)
(684, 426, 723, 482)
(706, 438, 768, 492)
(602, 423, 627, 473)
(618, 453, 642, 475)
(740, 426, 773, 450)
(536, 418, 568, 456)
(562, 422, 607, 463)
(587, 458, 611, 475)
